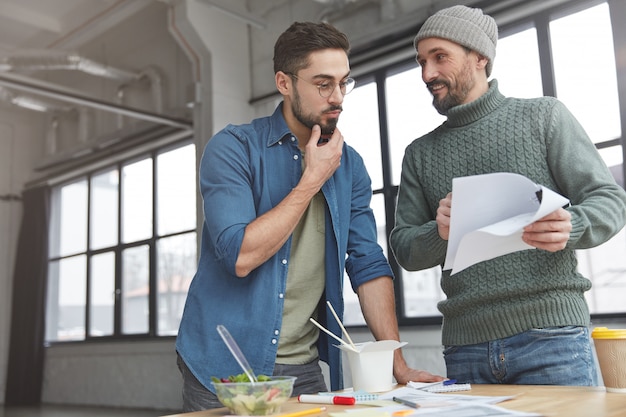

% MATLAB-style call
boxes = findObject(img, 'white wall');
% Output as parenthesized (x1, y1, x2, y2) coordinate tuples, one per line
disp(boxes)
(42, 340, 182, 410)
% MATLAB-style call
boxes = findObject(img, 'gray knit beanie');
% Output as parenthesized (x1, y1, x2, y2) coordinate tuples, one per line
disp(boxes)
(414, 5, 498, 76)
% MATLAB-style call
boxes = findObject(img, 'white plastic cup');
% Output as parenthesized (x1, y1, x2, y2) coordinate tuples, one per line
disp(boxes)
(338, 340, 407, 392)
(592, 327, 626, 393)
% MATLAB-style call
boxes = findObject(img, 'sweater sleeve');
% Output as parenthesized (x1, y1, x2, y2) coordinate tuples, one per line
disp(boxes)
(390, 144, 448, 271)
(546, 100, 626, 249)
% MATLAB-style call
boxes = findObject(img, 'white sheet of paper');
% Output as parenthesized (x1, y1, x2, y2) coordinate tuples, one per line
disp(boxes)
(444, 172, 569, 275)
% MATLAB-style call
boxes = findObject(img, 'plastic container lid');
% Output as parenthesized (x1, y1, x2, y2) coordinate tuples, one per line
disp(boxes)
(591, 327, 626, 339)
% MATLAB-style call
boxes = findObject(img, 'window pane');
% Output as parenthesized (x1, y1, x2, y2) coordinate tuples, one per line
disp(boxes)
(122, 158, 153, 243)
(551, 3, 621, 143)
(598, 146, 624, 170)
(490, 27, 543, 98)
(579, 227, 626, 314)
(89, 252, 115, 336)
(122, 245, 149, 334)
(46, 256, 86, 341)
(342, 193, 386, 326)
(599, 145, 624, 187)
(157, 144, 197, 236)
(371, 193, 389, 259)
(157, 233, 197, 335)
(339, 81, 383, 190)
(386, 67, 446, 185)
(90, 169, 119, 249)
(401, 267, 444, 318)
(49, 180, 87, 257)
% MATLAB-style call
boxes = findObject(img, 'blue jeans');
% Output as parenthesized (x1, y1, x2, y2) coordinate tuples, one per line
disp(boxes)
(444, 326, 598, 385)
(177, 353, 328, 412)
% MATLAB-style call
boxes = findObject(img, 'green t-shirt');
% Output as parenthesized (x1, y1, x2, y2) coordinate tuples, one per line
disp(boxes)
(277, 191, 326, 364)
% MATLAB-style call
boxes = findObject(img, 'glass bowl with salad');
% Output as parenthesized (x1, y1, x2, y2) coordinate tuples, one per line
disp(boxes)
(211, 374, 297, 415)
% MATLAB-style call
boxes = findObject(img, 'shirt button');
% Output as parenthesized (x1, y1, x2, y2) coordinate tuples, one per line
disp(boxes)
(291, 136, 296, 142)
(274, 330, 279, 335)
(282, 259, 287, 265)
(278, 140, 283, 145)
(293, 155, 299, 160)
(271, 339, 277, 345)
(279, 293, 284, 299)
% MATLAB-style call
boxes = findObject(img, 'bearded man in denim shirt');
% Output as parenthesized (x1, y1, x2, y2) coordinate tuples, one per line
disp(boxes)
(175, 21, 443, 412)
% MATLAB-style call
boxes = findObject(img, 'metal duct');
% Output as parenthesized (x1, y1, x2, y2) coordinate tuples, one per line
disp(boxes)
(0, 71, 191, 130)
(0, 50, 140, 82)
(0, 85, 73, 113)
(0, 50, 168, 129)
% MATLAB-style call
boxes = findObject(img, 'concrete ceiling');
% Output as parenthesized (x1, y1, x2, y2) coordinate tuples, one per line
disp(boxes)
(0, 0, 152, 54)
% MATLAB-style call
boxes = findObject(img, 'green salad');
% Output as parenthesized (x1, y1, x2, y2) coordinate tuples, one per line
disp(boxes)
(211, 373, 272, 383)
(211, 373, 295, 416)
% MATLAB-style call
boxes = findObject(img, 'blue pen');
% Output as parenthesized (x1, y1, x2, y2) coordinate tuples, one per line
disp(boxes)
(412, 379, 455, 391)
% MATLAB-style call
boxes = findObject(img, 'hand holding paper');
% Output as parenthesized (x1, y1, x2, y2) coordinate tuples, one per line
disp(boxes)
(444, 172, 569, 274)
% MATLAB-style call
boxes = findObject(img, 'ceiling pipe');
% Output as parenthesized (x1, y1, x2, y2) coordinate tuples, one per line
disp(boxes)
(0, 50, 165, 123)
(0, 71, 192, 130)
(0, 85, 73, 113)
(0, 50, 140, 82)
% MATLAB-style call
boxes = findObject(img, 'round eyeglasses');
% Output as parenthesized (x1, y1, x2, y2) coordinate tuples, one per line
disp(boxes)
(288, 73, 356, 98)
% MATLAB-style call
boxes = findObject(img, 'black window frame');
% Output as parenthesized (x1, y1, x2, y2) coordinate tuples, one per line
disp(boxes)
(45, 139, 197, 343)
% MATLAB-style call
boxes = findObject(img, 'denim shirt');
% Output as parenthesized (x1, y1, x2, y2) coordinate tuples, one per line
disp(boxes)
(176, 103, 393, 392)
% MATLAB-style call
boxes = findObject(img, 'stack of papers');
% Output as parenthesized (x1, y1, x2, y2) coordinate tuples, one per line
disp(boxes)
(444, 172, 569, 275)
(328, 385, 542, 417)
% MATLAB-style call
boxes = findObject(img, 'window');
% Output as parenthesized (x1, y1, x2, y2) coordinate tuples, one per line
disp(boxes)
(340, 78, 383, 189)
(489, 28, 543, 99)
(550, 3, 621, 147)
(386, 67, 446, 185)
(46, 143, 197, 341)
(549, 2, 625, 315)
(339, 0, 625, 325)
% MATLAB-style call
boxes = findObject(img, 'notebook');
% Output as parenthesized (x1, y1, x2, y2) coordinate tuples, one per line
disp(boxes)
(407, 380, 471, 393)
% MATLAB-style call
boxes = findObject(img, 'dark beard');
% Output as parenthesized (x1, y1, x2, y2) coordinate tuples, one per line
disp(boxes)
(428, 63, 475, 115)
(292, 90, 340, 136)
(432, 86, 458, 115)
(430, 80, 472, 115)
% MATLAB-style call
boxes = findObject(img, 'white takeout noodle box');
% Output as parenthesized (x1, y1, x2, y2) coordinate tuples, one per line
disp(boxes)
(337, 340, 407, 392)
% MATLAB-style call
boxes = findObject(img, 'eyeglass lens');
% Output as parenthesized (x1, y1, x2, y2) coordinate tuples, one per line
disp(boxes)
(290, 74, 355, 98)
(318, 79, 355, 97)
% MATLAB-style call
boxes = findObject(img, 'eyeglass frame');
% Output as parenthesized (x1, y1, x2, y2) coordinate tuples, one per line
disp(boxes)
(286, 73, 356, 98)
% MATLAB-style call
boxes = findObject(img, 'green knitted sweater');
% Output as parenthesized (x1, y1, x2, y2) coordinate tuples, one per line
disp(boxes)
(390, 80, 626, 346)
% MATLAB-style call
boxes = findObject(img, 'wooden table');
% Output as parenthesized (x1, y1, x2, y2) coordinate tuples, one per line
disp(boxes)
(163, 385, 626, 417)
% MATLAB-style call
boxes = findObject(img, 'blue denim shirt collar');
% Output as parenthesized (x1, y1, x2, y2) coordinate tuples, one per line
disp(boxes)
(266, 102, 292, 148)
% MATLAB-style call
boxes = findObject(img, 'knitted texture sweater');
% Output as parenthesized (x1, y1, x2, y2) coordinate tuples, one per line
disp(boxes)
(390, 80, 626, 346)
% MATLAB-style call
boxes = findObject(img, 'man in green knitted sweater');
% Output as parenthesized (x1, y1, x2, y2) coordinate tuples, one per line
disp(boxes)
(390, 5, 626, 386)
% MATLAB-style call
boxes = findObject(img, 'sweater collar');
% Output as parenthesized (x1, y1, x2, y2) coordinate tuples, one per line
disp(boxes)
(444, 79, 505, 128)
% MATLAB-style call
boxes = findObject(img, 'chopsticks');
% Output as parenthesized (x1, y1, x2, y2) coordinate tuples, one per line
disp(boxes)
(308, 301, 358, 353)
(326, 301, 357, 350)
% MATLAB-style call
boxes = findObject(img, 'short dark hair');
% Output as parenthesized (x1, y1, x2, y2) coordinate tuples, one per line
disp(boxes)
(273, 21, 350, 75)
